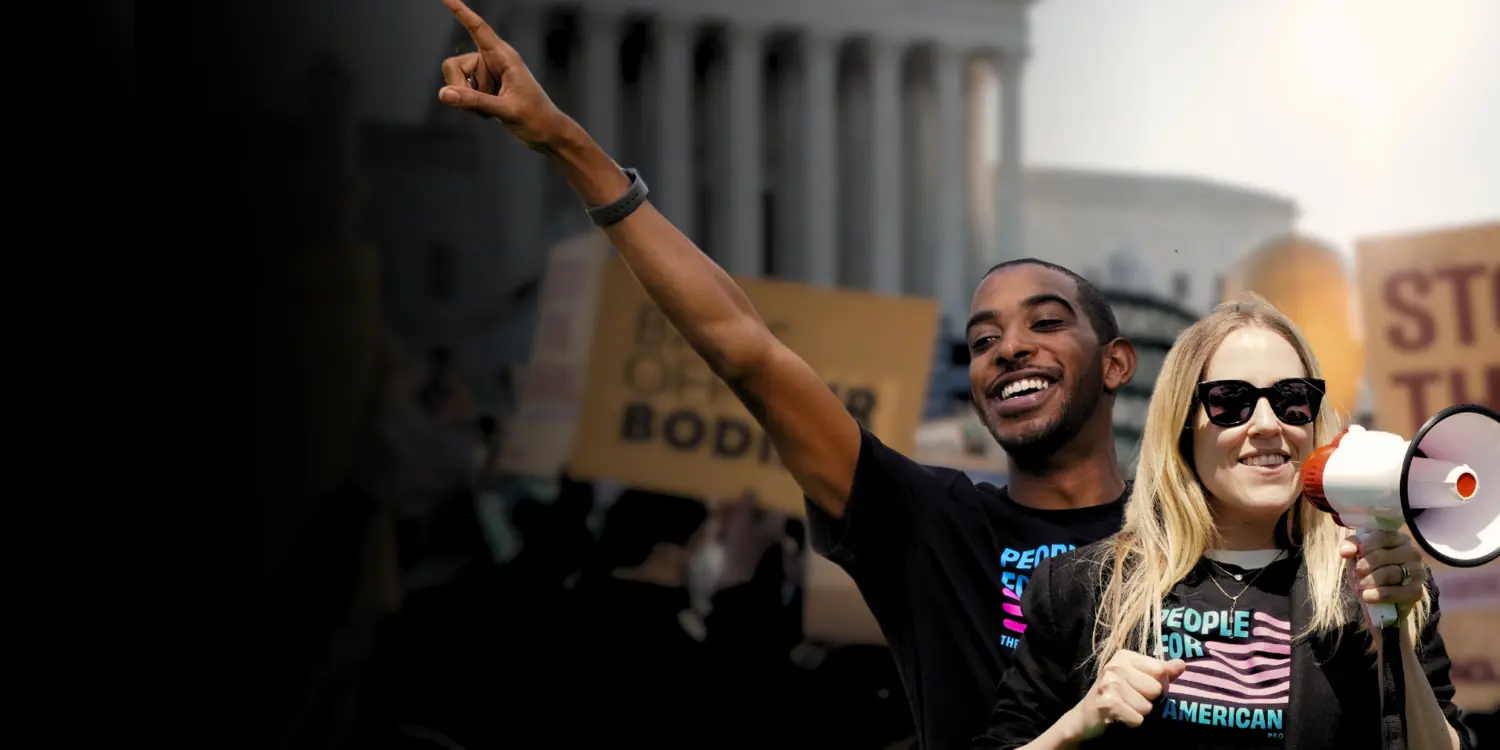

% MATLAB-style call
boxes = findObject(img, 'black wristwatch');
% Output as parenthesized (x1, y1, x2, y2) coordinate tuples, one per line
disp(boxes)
(585, 168, 650, 227)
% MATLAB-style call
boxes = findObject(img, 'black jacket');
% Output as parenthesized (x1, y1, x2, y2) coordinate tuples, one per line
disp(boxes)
(973, 541, 1478, 749)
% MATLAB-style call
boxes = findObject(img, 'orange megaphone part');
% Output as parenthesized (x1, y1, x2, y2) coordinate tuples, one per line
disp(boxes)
(1301, 427, 1350, 526)
(1302, 445, 1336, 502)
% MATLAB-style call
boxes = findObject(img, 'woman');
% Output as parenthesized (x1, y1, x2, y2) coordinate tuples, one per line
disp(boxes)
(973, 296, 1475, 749)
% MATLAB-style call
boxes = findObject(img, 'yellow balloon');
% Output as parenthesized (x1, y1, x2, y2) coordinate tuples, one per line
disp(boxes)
(1220, 234, 1364, 421)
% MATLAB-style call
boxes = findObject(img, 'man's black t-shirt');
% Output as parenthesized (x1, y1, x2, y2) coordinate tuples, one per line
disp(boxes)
(805, 428, 1129, 750)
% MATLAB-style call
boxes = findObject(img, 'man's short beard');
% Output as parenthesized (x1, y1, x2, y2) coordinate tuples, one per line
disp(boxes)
(984, 360, 1106, 467)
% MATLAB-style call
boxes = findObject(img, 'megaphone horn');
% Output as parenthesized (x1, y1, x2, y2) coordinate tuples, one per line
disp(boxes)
(1401, 403, 1500, 569)
(1300, 404, 1498, 750)
(1403, 455, 1479, 508)
(1300, 403, 1500, 576)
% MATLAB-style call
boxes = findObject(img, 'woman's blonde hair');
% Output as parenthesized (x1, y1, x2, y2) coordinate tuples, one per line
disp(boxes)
(1089, 293, 1430, 672)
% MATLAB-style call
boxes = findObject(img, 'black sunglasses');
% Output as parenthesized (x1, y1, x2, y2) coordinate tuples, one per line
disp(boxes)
(1194, 378, 1326, 428)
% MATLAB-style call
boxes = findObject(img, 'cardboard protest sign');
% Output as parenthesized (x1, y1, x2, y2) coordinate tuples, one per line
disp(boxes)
(504, 237, 939, 647)
(567, 256, 941, 516)
(1424, 564, 1500, 710)
(1355, 220, 1500, 710)
(498, 233, 609, 476)
(1355, 220, 1498, 439)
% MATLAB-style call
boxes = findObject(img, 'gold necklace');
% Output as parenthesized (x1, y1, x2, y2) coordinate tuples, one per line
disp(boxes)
(1204, 550, 1285, 624)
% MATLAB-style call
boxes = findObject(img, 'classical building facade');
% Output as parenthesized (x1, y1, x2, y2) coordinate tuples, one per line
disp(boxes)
(1022, 166, 1300, 314)
(468, 3, 1025, 294)
(366, 0, 1040, 410)
(367, 1, 1301, 415)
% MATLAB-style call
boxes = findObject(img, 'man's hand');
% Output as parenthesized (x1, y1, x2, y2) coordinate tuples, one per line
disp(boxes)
(437, 0, 571, 150)
(432, 2, 862, 520)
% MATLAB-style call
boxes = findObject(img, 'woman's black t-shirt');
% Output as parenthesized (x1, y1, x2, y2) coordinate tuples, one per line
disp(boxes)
(974, 541, 1477, 750)
(1154, 552, 1299, 748)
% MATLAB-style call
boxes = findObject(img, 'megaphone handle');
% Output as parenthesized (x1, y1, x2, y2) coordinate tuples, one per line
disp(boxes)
(1353, 528, 1403, 631)
(1366, 601, 1399, 630)
(1356, 530, 1408, 748)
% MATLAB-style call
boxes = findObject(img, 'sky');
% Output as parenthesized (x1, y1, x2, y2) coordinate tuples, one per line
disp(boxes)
(1020, 0, 1500, 255)
(280, 0, 1498, 256)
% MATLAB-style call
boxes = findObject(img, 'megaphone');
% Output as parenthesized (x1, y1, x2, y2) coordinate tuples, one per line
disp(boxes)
(1300, 403, 1500, 629)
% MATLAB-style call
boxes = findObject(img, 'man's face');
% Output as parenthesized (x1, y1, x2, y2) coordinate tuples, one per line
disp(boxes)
(965, 266, 1109, 458)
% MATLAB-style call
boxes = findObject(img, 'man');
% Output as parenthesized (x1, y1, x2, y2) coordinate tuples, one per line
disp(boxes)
(805, 259, 1137, 750)
(432, 3, 1138, 746)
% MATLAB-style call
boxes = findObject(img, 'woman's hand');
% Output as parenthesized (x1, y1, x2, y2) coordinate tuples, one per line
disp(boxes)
(1061, 650, 1186, 742)
(1341, 529, 1427, 621)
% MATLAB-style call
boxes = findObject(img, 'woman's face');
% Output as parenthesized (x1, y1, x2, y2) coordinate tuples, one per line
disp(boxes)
(1192, 327, 1318, 530)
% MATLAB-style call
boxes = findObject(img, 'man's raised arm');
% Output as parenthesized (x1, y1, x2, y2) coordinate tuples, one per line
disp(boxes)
(437, 0, 861, 517)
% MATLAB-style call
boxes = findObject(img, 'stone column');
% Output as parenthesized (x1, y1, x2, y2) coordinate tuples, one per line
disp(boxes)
(934, 44, 969, 334)
(723, 23, 765, 275)
(995, 51, 1025, 262)
(770, 45, 801, 281)
(838, 51, 869, 287)
(654, 15, 695, 234)
(966, 61, 993, 273)
(579, 8, 622, 155)
(801, 30, 839, 286)
(869, 36, 904, 294)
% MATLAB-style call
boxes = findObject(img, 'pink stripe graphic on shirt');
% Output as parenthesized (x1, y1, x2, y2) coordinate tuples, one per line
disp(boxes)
(1202, 645, 1289, 677)
(1207, 649, 1290, 671)
(1167, 611, 1291, 708)
(1002, 586, 1025, 633)
(1205, 640, 1291, 656)
(1254, 611, 1291, 629)
(1167, 682, 1289, 705)
(1176, 670, 1291, 697)
(1190, 660, 1290, 684)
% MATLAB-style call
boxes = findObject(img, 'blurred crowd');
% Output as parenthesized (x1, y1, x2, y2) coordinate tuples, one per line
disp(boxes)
(253, 332, 918, 750)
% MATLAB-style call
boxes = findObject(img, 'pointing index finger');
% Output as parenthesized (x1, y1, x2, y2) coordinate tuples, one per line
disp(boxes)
(441, 0, 486, 32)
(442, 0, 516, 66)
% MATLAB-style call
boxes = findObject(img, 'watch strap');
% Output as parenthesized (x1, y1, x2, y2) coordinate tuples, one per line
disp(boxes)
(586, 168, 650, 227)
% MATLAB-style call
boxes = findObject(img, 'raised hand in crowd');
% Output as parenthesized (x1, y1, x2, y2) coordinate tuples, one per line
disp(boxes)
(436, 0, 865, 519)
